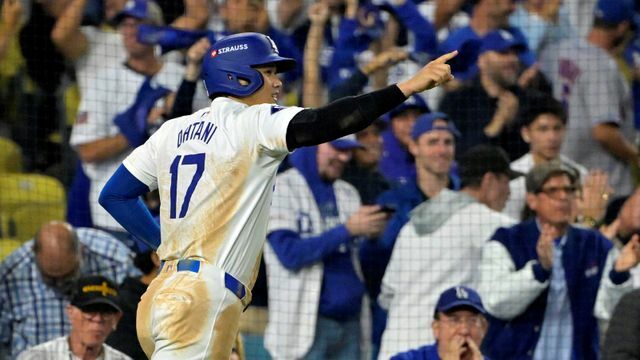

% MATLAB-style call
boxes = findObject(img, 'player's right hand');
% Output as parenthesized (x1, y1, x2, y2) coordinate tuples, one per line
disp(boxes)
(398, 50, 458, 96)
(345, 205, 389, 238)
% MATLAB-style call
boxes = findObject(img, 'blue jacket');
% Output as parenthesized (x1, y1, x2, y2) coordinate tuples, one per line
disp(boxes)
(483, 219, 621, 360)
(391, 344, 440, 360)
(392, 343, 490, 360)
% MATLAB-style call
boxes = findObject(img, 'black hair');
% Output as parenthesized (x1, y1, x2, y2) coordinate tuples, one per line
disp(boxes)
(521, 94, 567, 128)
(460, 176, 484, 190)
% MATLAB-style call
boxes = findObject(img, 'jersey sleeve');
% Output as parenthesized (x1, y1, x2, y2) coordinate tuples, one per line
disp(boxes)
(253, 104, 305, 156)
(122, 126, 162, 190)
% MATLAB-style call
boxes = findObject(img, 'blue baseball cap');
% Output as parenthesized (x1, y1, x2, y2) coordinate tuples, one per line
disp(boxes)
(114, 0, 164, 25)
(594, 0, 639, 26)
(480, 30, 526, 55)
(386, 94, 430, 121)
(435, 37, 482, 77)
(435, 286, 486, 316)
(411, 112, 460, 140)
(330, 134, 365, 151)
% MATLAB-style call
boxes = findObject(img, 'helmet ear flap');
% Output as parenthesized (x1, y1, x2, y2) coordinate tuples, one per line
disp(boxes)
(202, 60, 264, 99)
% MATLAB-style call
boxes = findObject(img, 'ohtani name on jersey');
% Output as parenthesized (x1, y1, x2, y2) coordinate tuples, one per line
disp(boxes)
(177, 121, 217, 148)
(218, 44, 248, 54)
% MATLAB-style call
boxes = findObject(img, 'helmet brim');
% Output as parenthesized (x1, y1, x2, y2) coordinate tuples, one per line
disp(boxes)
(252, 57, 297, 73)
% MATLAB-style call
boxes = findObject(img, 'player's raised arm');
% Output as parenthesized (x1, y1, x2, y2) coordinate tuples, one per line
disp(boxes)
(285, 51, 458, 150)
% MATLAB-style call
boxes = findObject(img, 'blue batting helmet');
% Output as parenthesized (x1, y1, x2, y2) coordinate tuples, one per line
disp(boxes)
(201, 32, 296, 99)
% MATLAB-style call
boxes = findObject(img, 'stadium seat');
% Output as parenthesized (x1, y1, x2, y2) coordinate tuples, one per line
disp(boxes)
(0, 137, 23, 173)
(0, 238, 22, 261)
(0, 174, 66, 241)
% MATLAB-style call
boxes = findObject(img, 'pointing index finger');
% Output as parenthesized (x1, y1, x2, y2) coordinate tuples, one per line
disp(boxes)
(432, 50, 458, 64)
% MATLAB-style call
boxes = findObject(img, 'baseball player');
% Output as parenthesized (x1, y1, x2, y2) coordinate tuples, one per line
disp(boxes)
(99, 32, 457, 359)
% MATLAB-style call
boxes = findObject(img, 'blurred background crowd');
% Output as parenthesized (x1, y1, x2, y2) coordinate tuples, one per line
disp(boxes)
(3, 0, 640, 358)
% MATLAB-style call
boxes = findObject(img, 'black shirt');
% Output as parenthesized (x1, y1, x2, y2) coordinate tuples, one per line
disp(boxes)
(439, 78, 537, 160)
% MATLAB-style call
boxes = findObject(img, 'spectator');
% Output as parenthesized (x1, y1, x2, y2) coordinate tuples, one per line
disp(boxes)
(69, 0, 184, 244)
(391, 286, 490, 360)
(264, 136, 390, 359)
(378, 144, 518, 359)
(52, 0, 206, 93)
(377, 112, 462, 252)
(341, 0, 436, 99)
(218, 0, 302, 85)
(379, 94, 430, 186)
(602, 288, 640, 360)
(0, 221, 139, 358)
(502, 94, 588, 220)
(51, 0, 128, 96)
(478, 161, 639, 359)
(369, 113, 462, 356)
(415, 0, 468, 42)
(106, 251, 160, 359)
(440, 29, 539, 160)
(439, 0, 536, 82)
(509, 0, 572, 56)
(328, 48, 409, 102)
(601, 188, 640, 288)
(17, 275, 131, 360)
(539, 0, 638, 197)
(342, 120, 390, 205)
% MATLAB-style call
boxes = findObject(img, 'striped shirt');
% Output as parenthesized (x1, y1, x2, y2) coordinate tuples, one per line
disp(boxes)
(0, 228, 140, 358)
(16, 336, 132, 360)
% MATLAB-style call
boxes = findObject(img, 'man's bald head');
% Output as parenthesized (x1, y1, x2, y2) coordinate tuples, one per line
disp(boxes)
(33, 221, 81, 279)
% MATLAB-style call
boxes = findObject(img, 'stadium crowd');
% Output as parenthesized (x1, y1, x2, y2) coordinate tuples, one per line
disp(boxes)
(2, 0, 640, 358)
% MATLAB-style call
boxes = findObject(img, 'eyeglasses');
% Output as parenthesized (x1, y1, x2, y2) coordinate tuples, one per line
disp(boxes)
(81, 311, 118, 321)
(438, 314, 485, 329)
(538, 185, 579, 199)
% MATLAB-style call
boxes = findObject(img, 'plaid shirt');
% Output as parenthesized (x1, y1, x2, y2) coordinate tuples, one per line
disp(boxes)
(0, 228, 141, 358)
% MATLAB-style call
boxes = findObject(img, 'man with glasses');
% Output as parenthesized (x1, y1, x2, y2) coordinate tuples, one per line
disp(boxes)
(0, 221, 139, 358)
(18, 275, 131, 359)
(478, 161, 640, 359)
(391, 286, 490, 360)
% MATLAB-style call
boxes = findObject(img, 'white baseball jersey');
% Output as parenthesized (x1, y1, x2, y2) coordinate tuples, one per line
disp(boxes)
(123, 98, 304, 288)
(70, 62, 184, 230)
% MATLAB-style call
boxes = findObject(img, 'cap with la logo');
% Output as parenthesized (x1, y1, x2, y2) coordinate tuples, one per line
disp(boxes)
(434, 285, 486, 315)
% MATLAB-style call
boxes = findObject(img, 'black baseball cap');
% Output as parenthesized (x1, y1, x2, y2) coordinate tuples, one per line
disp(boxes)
(70, 275, 122, 313)
(459, 144, 523, 182)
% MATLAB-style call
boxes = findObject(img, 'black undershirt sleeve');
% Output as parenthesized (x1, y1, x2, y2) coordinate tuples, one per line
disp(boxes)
(286, 85, 407, 150)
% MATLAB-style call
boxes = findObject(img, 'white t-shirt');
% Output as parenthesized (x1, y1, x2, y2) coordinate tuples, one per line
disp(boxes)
(123, 98, 304, 287)
(17, 336, 132, 360)
(76, 26, 126, 96)
(70, 62, 185, 230)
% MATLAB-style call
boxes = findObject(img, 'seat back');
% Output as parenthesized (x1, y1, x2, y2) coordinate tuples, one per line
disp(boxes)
(0, 137, 23, 173)
(0, 174, 66, 241)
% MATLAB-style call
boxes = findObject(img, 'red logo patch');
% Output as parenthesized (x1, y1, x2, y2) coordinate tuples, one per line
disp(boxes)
(210, 49, 218, 57)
